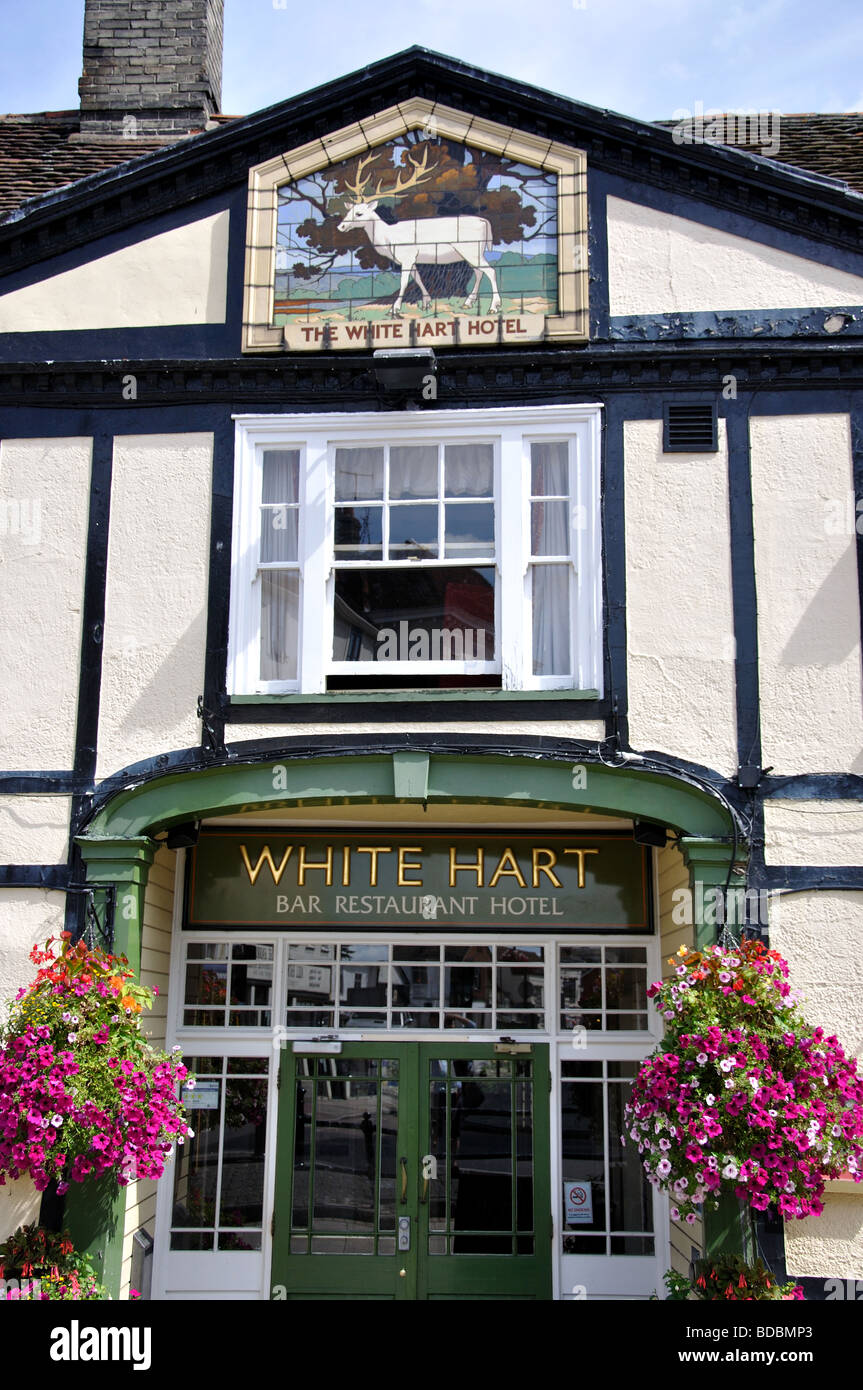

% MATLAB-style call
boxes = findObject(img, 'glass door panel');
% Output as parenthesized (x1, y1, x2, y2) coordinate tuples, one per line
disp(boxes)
(272, 1045, 414, 1298)
(272, 1042, 551, 1300)
(418, 1044, 551, 1301)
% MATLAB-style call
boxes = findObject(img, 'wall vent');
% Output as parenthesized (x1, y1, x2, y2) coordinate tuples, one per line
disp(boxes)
(663, 402, 718, 453)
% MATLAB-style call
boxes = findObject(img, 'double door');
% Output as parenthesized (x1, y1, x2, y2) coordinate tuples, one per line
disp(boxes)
(272, 1041, 551, 1300)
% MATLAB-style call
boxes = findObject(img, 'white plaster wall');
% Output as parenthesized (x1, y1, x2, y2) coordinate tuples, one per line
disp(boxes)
(0, 796, 71, 863)
(785, 1194, 863, 1278)
(96, 434, 212, 781)
(607, 197, 863, 316)
(0, 889, 66, 1007)
(0, 438, 91, 770)
(764, 800, 863, 866)
(762, 889, 863, 1280)
(770, 890, 863, 1058)
(751, 415, 863, 775)
(0, 1175, 42, 1244)
(624, 419, 737, 774)
(226, 720, 607, 743)
(0, 211, 230, 331)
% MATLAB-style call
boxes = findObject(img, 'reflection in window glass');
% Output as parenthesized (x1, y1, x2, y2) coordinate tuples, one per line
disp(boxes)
(561, 1062, 653, 1256)
(282, 942, 545, 1032)
(170, 1056, 269, 1252)
(559, 945, 649, 1032)
(183, 944, 273, 1027)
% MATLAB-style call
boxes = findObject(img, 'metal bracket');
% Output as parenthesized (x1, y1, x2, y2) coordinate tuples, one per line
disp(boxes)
(66, 883, 116, 953)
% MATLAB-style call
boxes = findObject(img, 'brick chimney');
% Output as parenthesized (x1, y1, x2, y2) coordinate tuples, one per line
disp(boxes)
(77, 0, 224, 142)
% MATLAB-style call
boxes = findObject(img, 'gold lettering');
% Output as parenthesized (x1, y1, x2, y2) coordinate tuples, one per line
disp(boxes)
(356, 846, 392, 887)
(397, 846, 423, 887)
(297, 844, 333, 886)
(341, 845, 350, 887)
(488, 847, 527, 889)
(563, 847, 599, 887)
(240, 843, 293, 886)
(532, 847, 562, 888)
(449, 846, 484, 887)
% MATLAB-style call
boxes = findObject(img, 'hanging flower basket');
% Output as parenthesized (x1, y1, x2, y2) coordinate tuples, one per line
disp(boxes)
(623, 938, 863, 1221)
(0, 934, 190, 1194)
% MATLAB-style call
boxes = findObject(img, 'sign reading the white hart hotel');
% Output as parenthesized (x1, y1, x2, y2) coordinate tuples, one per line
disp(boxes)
(242, 102, 588, 352)
(187, 832, 649, 930)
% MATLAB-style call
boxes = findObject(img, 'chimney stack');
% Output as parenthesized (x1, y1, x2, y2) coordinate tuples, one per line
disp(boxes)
(77, 0, 224, 142)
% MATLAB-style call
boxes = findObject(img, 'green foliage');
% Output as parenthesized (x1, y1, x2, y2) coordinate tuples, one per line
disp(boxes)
(0, 1223, 108, 1300)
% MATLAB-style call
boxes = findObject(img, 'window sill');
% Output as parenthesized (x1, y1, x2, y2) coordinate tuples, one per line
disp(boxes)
(229, 688, 601, 705)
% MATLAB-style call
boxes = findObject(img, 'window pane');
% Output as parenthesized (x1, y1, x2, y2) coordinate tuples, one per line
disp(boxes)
(389, 446, 438, 499)
(444, 502, 494, 558)
(219, 1077, 268, 1228)
(605, 968, 647, 1011)
(335, 447, 383, 500)
(497, 966, 543, 1010)
(445, 444, 493, 497)
(262, 450, 299, 503)
(332, 567, 495, 664)
(341, 943, 388, 962)
(560, 947, 601, 964)
(185, 962, 226, 1007)
(260, 506, 298, 563)
(389, 503, 438, 559)
(260, 571, 299, 681)
(532, 565, 570, 675)
(171, 1079, 222, 1236)
(334, 505, 382, 559)
(561, 1079, 605, 1234)
(445, 966, 492, 1008)
(530, 441, 568, 495)
(608, 1082, 653, 1234)
(561, 967, 602, 1011)
(531, 500, 569, 556)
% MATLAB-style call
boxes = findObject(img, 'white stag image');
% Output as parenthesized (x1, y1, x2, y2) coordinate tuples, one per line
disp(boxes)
(337, 148, 502, 316)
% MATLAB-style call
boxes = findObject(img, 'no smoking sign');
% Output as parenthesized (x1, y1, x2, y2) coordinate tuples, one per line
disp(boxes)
(564, 1180, 593, 1225)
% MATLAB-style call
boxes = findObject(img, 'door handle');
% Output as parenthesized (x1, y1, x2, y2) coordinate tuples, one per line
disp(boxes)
(400, 1155, 408, 1204)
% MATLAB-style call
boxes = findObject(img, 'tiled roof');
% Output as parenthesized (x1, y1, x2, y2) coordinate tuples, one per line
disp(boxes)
(1, 105, 862, 221)
(654, 113, 863, 195)
(0, 112, 182, 216)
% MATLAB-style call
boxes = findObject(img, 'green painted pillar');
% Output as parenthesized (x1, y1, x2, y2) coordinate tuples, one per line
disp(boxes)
(678, 837, 744, 951)
(64, 834, 157, 1298)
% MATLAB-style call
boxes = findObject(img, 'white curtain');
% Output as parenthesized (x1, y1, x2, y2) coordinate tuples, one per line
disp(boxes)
(444, 443, 494, 497)
(530, 442, 571, 676)
(260, 571, 299, 680)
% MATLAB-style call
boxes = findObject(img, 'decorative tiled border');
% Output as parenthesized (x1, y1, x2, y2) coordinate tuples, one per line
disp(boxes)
(242, 98, 588, 352)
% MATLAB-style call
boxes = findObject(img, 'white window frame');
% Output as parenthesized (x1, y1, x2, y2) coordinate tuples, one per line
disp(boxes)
(228, 405, 603, 697)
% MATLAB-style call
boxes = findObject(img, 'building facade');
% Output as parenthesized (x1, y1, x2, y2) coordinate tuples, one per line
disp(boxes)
(2, 0, 863, 1300)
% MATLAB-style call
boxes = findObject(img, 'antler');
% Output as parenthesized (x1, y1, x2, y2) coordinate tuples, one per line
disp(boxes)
(372, 145, 438, 200)
(342, 151, 380, 202)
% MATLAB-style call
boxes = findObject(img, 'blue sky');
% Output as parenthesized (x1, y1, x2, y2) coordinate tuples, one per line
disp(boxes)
(1, 0, 861, 122)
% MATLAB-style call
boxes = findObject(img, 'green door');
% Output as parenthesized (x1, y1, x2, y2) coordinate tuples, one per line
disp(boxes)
(272, 1041, 552, 1300)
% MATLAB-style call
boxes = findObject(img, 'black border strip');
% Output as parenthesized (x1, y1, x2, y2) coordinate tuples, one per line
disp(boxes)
(726, 400, 761, 772)
(0, 865, 69, 888)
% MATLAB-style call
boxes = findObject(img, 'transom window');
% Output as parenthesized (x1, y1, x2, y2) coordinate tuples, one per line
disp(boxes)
(229, 406, 603, 696)
(283, 941, 546, 1031)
